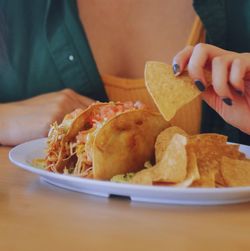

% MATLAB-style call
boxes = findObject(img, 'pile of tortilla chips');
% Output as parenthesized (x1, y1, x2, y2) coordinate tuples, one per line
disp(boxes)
(112, 126, 249, 187)
(111, 61, 250, 188)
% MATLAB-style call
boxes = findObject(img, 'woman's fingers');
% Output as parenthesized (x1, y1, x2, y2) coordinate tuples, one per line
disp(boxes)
(173, 43, 248, 104)
(187, 44, 228, 92)
(173, 43, 231, 92)
(211, 55, 250, 104)
(172, 45, 193, 76)
(202, 87, 250, 134)
(211, 55, 234, 105)
(229, 58, 248, 95)
(173, 44, 250, 134)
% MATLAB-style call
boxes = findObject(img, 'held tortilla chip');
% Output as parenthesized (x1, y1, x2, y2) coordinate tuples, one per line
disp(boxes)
(93, 110, 169, 180)
(144, 61, 211, 121)
(221, 157, 250, 187)
(155, 126, 188, 163)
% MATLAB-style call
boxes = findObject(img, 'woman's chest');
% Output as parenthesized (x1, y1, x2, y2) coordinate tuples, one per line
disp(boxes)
(77, 0, 195, 78)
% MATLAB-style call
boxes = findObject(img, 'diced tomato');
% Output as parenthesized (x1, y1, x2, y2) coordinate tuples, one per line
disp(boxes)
(87, 101, 146, 127)
(99, 105, 116, 120)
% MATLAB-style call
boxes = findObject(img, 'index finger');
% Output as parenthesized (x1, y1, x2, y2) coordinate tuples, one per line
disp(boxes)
(187, 44, 229, 91)
(172, 45, 193, 76)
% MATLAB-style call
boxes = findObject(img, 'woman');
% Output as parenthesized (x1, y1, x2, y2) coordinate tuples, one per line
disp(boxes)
(0, 0, 196, 145)
(0, 0, 249, 145)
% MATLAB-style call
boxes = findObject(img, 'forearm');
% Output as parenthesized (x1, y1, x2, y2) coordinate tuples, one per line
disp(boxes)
(0, 89, 96, 146)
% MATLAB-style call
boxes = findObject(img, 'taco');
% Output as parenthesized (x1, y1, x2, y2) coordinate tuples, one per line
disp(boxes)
(45, 101, 169, 180)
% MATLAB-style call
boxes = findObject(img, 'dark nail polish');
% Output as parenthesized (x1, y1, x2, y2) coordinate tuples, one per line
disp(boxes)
(235, 89, 244, 96)
(222, 97, 233, 106)
(172, 64, 180, 76)
(194, 80, 206, 92)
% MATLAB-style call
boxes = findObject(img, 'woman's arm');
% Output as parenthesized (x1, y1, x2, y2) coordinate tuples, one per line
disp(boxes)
(173, 43, 250, 135)
(0, 89, 94, 146)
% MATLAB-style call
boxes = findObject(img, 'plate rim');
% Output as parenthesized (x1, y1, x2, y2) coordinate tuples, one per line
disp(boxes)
(8, 137, 250, 194)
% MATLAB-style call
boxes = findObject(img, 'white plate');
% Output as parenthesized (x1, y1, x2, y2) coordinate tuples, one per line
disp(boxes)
(9, 138, 250, 206)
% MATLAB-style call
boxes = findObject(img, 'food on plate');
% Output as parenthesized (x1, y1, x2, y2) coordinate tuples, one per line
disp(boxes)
(123, 133, 188, 185)
(144, 61, 211, 121)
(155, 126, 188, 163)
(132, 134, 193, 185)
(34, 60, 250, 188)
(112, 126, 249, 188)
(187, 134, 246, 187)
(221, 157, 250, 187)
(44, 101, 169, 180)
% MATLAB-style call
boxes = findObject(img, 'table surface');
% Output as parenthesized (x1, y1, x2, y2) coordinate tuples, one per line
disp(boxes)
(1, 145, 250, 251)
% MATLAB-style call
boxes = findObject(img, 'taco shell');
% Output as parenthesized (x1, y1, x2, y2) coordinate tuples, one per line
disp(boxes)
(92, 109, 169, 180)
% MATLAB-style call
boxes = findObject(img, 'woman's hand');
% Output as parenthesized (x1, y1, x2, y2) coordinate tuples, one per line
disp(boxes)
(0, 89, 95, 146)
(173, 43, 250, 135)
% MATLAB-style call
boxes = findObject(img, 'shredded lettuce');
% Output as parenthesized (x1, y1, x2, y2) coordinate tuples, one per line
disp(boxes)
(111, 172, 135, 183)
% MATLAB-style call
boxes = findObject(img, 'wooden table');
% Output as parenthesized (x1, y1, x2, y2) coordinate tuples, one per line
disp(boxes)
(1, 146, 250, 251)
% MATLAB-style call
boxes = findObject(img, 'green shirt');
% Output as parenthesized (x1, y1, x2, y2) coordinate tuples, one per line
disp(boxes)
(0, 0, 249, 144)
(0, 0, 107, 102)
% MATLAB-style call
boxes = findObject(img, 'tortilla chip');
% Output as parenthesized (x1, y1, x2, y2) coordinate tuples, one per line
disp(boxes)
(187, 134, 246, 187)
(215, 144, 246, 186)
(145, 61, 211, 121)
(189, 133, 228, 145)
(191, 169, 216, 188)
(187, 134, 227, 187)
(155, 126, 188, 163)
(173, 150, 199, 187)
(131, 134, 187, 185)
(221, 157, 250, 187)
(93, 110, 169, 180)
(152, 134, 187, 182)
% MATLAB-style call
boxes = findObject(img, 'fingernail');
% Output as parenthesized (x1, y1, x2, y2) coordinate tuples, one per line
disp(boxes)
(194, 80, 206, 92)
(235, 89, 244, 96)
(222, 97, 233, 106)
(172, 64, 180, 76)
